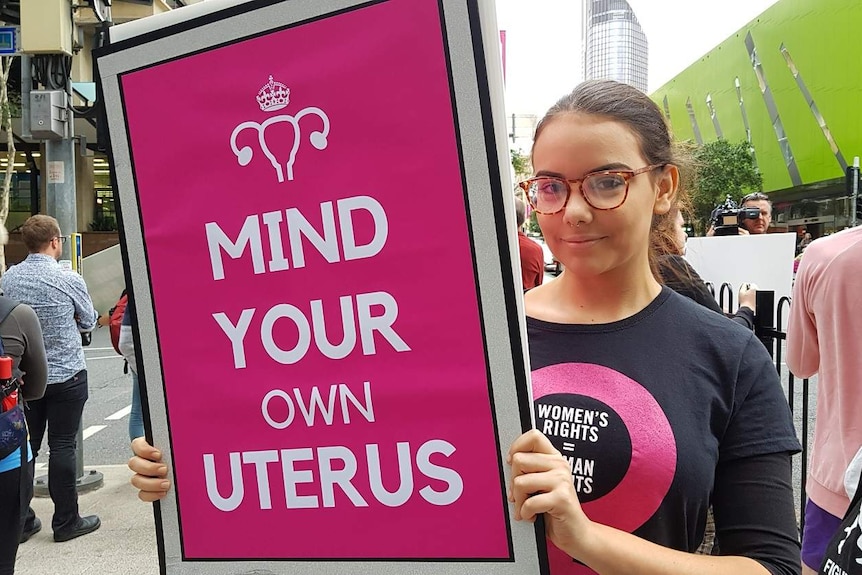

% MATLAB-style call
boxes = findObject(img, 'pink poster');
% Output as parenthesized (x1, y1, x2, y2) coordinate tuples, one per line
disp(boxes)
(120, 0, 512, 561)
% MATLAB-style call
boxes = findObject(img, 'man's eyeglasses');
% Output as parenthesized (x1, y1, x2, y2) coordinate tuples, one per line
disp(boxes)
(517, 165, 666, 214)
(53, 235, 68, 245)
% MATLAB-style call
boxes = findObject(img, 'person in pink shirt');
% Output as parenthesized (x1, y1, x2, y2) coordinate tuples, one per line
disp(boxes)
(787, 225, 862, 574)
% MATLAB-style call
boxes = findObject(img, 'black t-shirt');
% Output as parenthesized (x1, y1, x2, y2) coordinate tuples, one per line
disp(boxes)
(528, 287, 801, 574)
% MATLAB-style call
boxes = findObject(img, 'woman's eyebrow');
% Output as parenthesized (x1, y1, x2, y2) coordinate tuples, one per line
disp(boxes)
(534, 163, 633, 179)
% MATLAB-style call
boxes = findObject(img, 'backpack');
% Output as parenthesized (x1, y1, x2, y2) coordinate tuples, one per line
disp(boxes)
(818, 466, 862, 574)
(0, 296, 27, 463)
(109, 293, 128, 355)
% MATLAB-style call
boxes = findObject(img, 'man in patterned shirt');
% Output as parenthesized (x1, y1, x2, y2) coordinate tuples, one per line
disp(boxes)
(1, 215, 101, 543)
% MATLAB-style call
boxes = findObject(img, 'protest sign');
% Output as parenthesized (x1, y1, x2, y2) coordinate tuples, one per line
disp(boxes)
(96, 0, 545, 573)
(685, 233, 797, 310)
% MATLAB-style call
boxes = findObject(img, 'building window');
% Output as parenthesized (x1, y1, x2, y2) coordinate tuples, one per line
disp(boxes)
(92, 188, 117, 231)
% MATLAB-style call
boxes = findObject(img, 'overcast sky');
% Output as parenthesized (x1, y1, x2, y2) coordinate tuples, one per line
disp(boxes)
(495, 0, 779, 120)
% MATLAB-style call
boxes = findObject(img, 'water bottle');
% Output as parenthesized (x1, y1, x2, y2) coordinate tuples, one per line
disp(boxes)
(0, 356, 15, 412)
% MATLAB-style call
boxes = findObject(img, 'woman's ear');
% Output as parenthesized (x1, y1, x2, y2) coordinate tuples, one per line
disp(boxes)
(653, 164, 679, 215)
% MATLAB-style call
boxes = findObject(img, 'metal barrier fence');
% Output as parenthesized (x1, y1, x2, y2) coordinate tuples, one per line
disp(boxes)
(707, 282, 812, 531)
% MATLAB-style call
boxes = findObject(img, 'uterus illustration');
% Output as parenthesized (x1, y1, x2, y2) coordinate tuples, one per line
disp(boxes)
(229, 75, 331, 183)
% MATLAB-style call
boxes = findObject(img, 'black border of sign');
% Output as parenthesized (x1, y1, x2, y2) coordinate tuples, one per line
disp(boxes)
(95, 0, 546, 571)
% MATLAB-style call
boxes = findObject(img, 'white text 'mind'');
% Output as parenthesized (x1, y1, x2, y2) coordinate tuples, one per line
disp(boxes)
(205, 195, 388, 281)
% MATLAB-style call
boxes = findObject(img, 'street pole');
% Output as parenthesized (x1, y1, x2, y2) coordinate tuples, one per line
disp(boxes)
(45, 138, 76, 260)
(34, 119, 104, 497)
(30, 56, 104, 494)
(851, 156, 859, 228)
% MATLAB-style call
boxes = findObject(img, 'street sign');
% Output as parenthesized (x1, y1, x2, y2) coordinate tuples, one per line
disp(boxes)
(71, 232, 83, 274)
(0, 27, 19, 56)
(96, 1, 543, 574)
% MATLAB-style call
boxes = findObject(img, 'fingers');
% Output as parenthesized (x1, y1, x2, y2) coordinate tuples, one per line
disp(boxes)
(519, 491, 573, 523)
(510, 465, 573, 521)
(128, 438, 171, 501)
(131, 437, 162, 461)
(129, 461, 171, 501)
(510, 451, 568, 475)
(135, 481, 170, 502)
(507, 429, 559, 463)
(508, 430, 574, 521)
(128, 453, 168, 478)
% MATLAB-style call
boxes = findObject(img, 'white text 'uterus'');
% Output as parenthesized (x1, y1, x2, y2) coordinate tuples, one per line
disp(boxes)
(229, 75, 330, 183)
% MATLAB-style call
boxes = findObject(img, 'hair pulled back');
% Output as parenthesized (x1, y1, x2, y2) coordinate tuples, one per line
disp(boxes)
(531, 80, 693, 281)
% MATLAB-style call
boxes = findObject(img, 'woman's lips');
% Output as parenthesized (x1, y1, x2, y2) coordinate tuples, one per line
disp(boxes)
(560, 236, 605, 249)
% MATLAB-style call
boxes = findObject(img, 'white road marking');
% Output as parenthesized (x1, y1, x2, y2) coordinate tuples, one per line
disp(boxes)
(105, 405, 132, 421)
(82, 425, 107, 440)
(84, 347, 116, 352)
(85, 356, 124, 362)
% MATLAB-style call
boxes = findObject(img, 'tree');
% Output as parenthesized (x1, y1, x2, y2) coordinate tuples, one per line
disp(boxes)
(0, 56, 14, 273)
(510, 148, 531, 181)
(691, 139, 762, 232)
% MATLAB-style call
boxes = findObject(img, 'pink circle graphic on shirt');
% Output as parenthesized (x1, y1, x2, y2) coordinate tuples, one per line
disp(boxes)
(532, 362, 676, 574)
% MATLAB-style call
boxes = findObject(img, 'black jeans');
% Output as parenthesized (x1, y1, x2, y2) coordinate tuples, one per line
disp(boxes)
(0, 460, 33, 575)
(23, 370, 88, 533)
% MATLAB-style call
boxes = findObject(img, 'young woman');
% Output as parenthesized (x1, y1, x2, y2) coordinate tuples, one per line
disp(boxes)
(508, 80, 801, 574)
(127, 80, 801, 575)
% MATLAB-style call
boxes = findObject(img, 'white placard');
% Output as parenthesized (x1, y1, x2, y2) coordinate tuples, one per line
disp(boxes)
(96, 0, 543, 573)
(684, 233, 797, 311)
(47, 161, 64, 184)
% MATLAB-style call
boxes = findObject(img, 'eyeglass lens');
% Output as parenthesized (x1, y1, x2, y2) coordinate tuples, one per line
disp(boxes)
(526, 173, 628, 212)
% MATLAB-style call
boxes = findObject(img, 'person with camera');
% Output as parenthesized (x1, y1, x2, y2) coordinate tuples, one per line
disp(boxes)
(0, 215, 101, 544)
(706, 192, 772, 236)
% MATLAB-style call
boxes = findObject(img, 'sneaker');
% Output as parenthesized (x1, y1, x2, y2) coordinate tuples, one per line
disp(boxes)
(53, 515, 101, 543)
(19, 517, 41, 543)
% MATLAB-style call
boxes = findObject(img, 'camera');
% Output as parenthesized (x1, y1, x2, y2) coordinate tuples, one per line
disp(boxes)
(709, 196, 761, 236)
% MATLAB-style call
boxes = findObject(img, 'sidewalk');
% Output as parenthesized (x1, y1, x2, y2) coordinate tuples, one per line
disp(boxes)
(15, 465, 160, 575)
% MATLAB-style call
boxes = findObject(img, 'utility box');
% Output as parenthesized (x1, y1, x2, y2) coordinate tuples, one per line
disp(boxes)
(21, 0, 73, 55)
(30, 90, 68, 140)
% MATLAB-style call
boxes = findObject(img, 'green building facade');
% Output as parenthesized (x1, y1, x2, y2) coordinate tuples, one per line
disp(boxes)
(651, 0, 861, 236)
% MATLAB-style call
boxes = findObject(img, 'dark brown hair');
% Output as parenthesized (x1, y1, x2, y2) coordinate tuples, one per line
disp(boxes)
(21, 214, 61, 253)
(531, 80, 694, 281)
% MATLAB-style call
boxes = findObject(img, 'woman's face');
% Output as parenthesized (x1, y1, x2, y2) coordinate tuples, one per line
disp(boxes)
(674, 210, 688, 254)
(531, 113, 674, 279)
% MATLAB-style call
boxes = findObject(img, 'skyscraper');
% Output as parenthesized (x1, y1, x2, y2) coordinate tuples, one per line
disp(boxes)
(582, 0, 649, 92)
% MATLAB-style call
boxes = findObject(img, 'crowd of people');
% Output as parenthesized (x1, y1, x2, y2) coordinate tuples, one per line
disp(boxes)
(1, 81, 859, 575)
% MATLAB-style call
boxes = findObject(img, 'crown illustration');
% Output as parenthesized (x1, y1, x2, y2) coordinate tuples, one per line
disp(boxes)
(230, 75, 330, 183)
(256, 75, 290, 112)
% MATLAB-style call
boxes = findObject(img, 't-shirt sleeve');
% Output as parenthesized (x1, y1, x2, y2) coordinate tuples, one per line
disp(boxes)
(786, 254, 819, 378)
(719, 332, 801, 461)
(712, 451, 801, 575)
(730, 306, 755, 331)
(9, 304, 48, 401)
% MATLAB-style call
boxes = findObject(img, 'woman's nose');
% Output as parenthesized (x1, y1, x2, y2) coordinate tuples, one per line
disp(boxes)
(561, 188, 593, 227)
